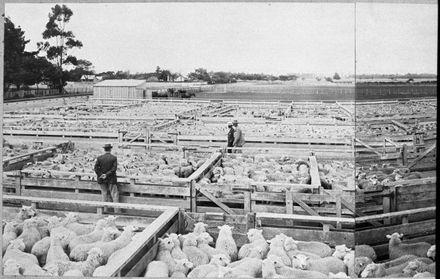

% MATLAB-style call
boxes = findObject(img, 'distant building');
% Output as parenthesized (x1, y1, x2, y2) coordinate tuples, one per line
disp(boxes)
(93, 79, 151, 99)
(173, 75, 187, 82)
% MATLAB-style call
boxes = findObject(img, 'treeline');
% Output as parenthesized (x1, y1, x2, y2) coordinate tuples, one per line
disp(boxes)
(355, 73, 437, 79)
(4, 5, 92, 93)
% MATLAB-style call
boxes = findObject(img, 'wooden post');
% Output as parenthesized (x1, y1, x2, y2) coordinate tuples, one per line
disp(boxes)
(244, 190, 252, 213)
(286, 192, 294, 227)
(190, 180, 197, 213)
(335, 190, 342, 229)
(401, 144, 408, 166)
(383, 188, 391, 225)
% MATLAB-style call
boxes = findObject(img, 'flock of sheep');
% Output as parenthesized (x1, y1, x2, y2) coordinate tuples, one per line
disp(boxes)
(355, 101, 436, 119)
(145, 223, 436, 278)
(2, 206, 139, 276)
(22, 147, 206, 180)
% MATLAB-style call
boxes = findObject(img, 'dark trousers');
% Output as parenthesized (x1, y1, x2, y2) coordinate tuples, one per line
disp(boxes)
(99, 182, 121, 213)
(227, 143, 233, 153)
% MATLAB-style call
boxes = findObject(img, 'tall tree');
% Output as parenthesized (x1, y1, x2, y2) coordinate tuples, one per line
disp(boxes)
(38, 4, 83, 93)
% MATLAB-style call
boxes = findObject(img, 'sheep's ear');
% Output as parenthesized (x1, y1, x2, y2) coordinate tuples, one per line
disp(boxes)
(186, 261, 194, 268)
(386, 234, 391, 239)
(399, 233, 404, 238)
(346, 247, 352, 252)
(267, 240, 272, 244)
(217, 226, 222, 229)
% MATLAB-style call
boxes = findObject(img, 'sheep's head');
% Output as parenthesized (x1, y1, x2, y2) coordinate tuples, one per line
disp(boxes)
(182, 234, 198, 247)
(18, 205, 37, 219)
(427, 245, 435, 259)
(211, 254, 231, 267)
(167, 233, 181, 247)
(217, 225, 234, 234)
(123, 224, 138, 232)
(329, 272, 350, 278)
(247, 229, 264, 242)
(360, 263, 378, 278)
(64, 212, 79, 223)
(193, 222, 208, 234)
(403, 260, 427, 277)
(88, 247, 105, 265)
(262, 258, 277, 277)
(293, 254, 309, 270)
(95, 219, 108, 230)
(102, 227, 121, 241)
(386, 232, 403, 244)
(175, 258, 194, 270)
(160, 237, 176, 251)
(267, 236, 284, 248)
(3, 259, 22, 275)
(266, 255, 286, 269)
(4, 220, 19, 232)
(283, 237, 298, 251)
(197, 232, 214, 245)
(332, 244, 352, 259)
(354, 257, 373, 276)
(8, 238, 25, 251)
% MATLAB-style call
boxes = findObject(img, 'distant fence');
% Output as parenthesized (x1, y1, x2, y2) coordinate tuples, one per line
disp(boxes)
(4, 87, 93, 100)
(355, 84, 437, 100)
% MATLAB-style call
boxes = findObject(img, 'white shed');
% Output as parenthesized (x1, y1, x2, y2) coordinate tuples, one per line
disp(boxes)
(93, 79, 151, 99)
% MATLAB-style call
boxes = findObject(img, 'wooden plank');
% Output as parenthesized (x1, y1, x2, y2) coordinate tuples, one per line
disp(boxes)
(354, 138, 382, 156)
(390, 120, 409, 132)
(355, 207, 436, 223)
(196, 186, 236, 215)
(407, 143, 436, 169)
(187, 152, 222, 182)
(355, 219, 436, 246)
(3, 195, 180, 212)
(101, 208, 179, 277)
(308, 156, 321, 187)
(290, 194, 320, 216)
(256, 212, 354, 224)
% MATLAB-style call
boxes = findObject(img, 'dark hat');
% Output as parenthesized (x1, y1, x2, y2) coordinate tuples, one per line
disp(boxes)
(233, 120, 238, 124)
(103, 143, 113, 149)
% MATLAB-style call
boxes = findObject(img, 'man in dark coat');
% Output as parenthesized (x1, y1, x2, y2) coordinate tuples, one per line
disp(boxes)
(227, 121, 234, 153)
(94, 143, 120, 213)
(232, 119, 245, 153)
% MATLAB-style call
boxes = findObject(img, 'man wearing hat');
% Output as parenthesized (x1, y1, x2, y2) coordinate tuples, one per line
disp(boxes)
(232, 119, 245, 153)
(94, 144, 120, 213)
(227, 121, 235, 153)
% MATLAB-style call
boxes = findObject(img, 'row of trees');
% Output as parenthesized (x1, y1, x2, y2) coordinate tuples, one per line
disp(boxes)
(187, 68, 299, 84)
(4, 5, 93, 93)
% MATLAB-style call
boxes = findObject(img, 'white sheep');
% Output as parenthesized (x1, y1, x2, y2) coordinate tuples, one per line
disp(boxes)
(48, 216, 78, 249)
(53, 247, 104, 276)
(292, 239, 333, 258)
(343, 251, 355, 277)
(205, 266, 232, 278)
(144, 260, 169, 277)
(328, 271, 350, 278)
(3, 238, 39, 266)
(403, 260, 435, 277)
(387, 232, 432, 260)
(17, 218, 42, 252)
(215, 225, 237, 262)
(156, 237, 178, 275)
(171, 258, 194, 276)
(68, 218, 113, 251)
(168, 233, 188, 260)
(193, 222, 209, 235)
(266, 255, 327, 279)
(196, 232, 227, 261)
(45, 233, 70, 267)
(183, 233, 209, 267)
(360, 260, 420, 278)
(69, 227, 120, 261)
(31, 236, 51, 266)
(427, 245, 435, 260)
(2, 221, 18, 255)
(382, 254, 419, 268)
(3, 259, 22, 275)
(413, 271, 435, 278)
(355, 244, 377, 261)
(225, 257, 263, 278)
(63, 269, 84, 277)
(62, 212, 95, 236)
(262, 258, 282, 278)
(187, 253, 230, 278)
(354, 256, 373, 277)
(284, 236, 321, 262)
(332, 244, 352, 260)
(266, 236, 291, 267)
(294, 253, 346, 275)
(238, 229, 269, 260)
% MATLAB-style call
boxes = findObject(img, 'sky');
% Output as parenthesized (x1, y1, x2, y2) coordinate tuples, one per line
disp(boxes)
(4, 2, 437, 76)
